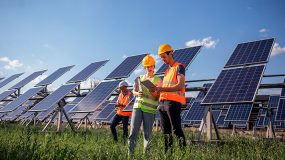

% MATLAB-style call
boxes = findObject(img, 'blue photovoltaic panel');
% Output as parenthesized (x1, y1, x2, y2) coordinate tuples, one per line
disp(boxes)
(183, 102, 206, 121)
(9, 70, 47, 90)
(36, 65, 74, 86)
(96, 103, 116, 119)
(122, 98, 135, 112)
(268, 95, 280, 109)
(0, 87, 44, 112)
(275, 98, 285, 121)
(202, 65, 265, 104)
(225, 38, 274, 67)
(281, 79, 285, 97)
(69, 97, 84, 104)
(29, 83, 78, 112)
(105, 54, 147, 80)
(0, 73, 24, 88)
(64, 104, 76, 113)
(68, 60, 108, 83)
(0, 90, 17, 101)
(3, 105, 27, 121)
(0, 77, 4, 81)
(70, 80, 122, 113)
(224, 104, 253, 121)
(103, 111, 116, 122)
(155, 46, 202, 75)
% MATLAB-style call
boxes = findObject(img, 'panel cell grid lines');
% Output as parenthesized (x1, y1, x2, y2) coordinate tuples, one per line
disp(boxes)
(0, 73, 24, 88)
(105, 54, 147, 80)
(96, 103, 116, 119)
(268, 96, 280, 109)
(36, 65, 74, 86)
(0, 87, 44, 112)
(224, 104, 253, 121)
(0, 90, 17, 101)
(70, 80, 122, 113)
(275, 98, 285, 121)
(225, 38, 274, 67)
(68, 60, 108, 83)
(202, 65, 265, 104)
(29, 83, 78, 112)
(155, 46, 202, 75)
(183, 102, 206, 121)
(9, 70, 47, 90)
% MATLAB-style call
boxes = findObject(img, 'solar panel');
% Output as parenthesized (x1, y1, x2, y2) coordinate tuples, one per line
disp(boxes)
(122, 98, 135, 112)
(3, 105, 27, 121)
(224, 104, 253, 121)
(0, 77, 4, 81)
(36, 65, 74, 86)
(275, 98, 285, 121)
(105, 54, 147, 80)
(268, 95, 280, 109)
(69, 97, 84, 104)
(183, 102, 207, 121)
(69, 80, 122, 113)
(95, 103, 116, 120)
(9, 70, 47, 90)
(68, 60, 108, 83)
(225, 38, 274, 67)
(0, 90, 17, 101)
(155, 46, 202, 75)
(281, 79, 285, 97)
(102, 111, 116, 123)
(202, 65, 265, 104)
(29, 83, 78, 112)
(0, 73, 24, 88)
(0, 87, 44, 112)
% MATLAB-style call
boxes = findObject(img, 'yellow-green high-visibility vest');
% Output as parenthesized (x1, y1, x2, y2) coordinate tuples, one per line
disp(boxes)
(134, 75, 161, 114)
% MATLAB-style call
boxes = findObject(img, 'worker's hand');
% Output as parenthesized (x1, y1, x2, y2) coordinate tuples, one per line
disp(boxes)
(155, 87, 163, 92)
(137, 91, 143, 97)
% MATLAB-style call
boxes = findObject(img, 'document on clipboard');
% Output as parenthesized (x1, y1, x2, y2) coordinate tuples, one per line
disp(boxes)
(141, 80, 156, 91)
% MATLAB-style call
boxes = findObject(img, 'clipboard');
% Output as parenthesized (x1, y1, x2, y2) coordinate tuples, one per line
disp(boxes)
(141, 79, 156, 91)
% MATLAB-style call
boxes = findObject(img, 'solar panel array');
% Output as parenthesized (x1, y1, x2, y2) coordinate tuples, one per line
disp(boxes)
(275, 98, 285, 121)
(95, 103, 116, 119)
(9, 70, 47, 90)
(225, 38, 274, 67)
(105, 54, 147, 80)
(36, 65, 74, 86)
(0, 87, 44, 112)
(68, 60, 108, 83)
(0, 90, 17, 101)
(224, 104, 253, 121)
(29, 83, 79, 112)
(0, 73, 24, 89)
(70, 80, 121, 113)
(155, 46, 202, 75)
(202, 65, 265, 104)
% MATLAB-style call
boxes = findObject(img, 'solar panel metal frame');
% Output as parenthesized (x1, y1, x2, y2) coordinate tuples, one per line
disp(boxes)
(36, 65, 74, 86)
(281, 79, 285, 98)
(28, 83, 79, 112)
(0, 87, 44, 113)
(104, 54, 147, 80)
(224, 104, 253, 121)
(9, 70, 47, 90)
(155, 46, 202, 75)
(67, 60, 109, 83)
(224, 38, 275, 68)
(69, 80, 122, 113)
(202, 65, 266, 105)
(0, 73, 24, 89)
(0, 89, 17, 102)
(122, 98, 135, 112)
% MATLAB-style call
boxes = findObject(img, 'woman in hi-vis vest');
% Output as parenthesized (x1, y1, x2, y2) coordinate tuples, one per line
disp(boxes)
(128, 55, 162, 155)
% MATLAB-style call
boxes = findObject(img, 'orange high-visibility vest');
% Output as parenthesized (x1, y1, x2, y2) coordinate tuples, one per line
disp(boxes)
(159, 62, 186, 104)
(117, 91, 132, 116)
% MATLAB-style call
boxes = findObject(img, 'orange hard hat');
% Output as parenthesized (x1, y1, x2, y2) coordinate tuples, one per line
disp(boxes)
(142, 55, 155, 66)
(158, 44, 173, 55)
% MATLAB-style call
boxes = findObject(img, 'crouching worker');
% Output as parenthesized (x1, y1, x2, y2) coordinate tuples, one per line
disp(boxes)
(110, 81, 132, 142)
(128, 55, 162, 155)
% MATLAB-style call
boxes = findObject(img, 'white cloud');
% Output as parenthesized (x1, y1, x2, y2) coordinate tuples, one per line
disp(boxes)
(31, 74, 48, 85)
(122, 54, 128, 59)
(0, 56, 24, 70)
(185, 37, 219, 49)
(271, 43, 285, 57)
(259, 28, 268, 33)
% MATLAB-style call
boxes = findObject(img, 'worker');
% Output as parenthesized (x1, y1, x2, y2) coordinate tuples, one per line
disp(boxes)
(155, 44, 187, 152)
(110, 81, 132, 142)
(128, 55, 162, 155)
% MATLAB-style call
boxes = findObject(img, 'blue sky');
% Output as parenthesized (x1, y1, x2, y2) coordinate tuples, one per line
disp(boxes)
(0, 0, 285, 95)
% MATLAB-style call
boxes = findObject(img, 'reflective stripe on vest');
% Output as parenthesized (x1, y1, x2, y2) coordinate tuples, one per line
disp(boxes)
(159, 62, 186, 104)
(134, 75, 160, 112)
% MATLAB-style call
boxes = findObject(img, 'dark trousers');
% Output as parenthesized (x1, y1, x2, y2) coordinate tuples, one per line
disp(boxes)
(110, 114, 129, 141)
(158, 100, 186, 151)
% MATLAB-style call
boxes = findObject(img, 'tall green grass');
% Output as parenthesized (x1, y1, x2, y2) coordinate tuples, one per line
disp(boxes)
(0, 124, 285, 160)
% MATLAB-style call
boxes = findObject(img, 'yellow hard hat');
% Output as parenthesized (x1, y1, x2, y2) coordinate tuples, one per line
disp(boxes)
(142, 55, 155, 66)
(158, 44, 173, 55)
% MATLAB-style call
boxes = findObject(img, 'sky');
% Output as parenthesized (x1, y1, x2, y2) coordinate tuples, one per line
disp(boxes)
(0, 0, 285, 96)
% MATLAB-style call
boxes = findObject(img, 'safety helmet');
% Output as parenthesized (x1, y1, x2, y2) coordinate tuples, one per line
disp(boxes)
(119, 81, 128, 88)
(158, 44, 173, 55)
(142, 55, 155, 67)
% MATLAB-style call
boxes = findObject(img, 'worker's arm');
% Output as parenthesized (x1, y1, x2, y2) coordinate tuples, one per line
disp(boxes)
(133, 77, 143, 97)
(156, 74, 185, 92)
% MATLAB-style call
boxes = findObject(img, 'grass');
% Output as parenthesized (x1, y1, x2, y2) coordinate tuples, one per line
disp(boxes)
(0, 123, 285, 160)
